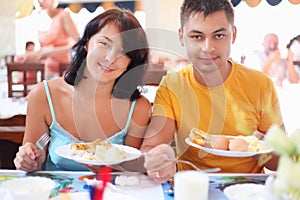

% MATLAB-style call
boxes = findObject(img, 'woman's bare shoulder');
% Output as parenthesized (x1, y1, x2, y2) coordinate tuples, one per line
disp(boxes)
(28, 78, 70, 102)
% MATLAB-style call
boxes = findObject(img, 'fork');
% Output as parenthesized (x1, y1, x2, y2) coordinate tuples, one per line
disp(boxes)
(143, 153, 220, 173)
(36, 133, 51, 150)
(172, 159, 220, 173)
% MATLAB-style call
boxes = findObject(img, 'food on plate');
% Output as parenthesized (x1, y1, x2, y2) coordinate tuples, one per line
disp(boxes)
(211, 135, 230, 150)
(70, 139, 128, 162)
(228, 137, 248, 152)
(189, 128, 212, 147)
(189, 128, 270, 153)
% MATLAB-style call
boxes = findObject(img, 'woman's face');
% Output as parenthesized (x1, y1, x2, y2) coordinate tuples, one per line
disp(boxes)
(85, 22, 131, 84)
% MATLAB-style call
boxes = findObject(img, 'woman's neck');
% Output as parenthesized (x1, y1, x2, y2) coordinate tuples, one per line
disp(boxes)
(74, 78, 114, 100)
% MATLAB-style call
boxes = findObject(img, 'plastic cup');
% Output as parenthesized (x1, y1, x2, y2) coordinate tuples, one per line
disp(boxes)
(174, 170, 209, 200)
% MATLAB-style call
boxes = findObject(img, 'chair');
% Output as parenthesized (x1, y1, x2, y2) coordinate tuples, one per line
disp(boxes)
(6, 62, 45, 97)
(142, 63, 167, 86)
(59, 63, 69, 77)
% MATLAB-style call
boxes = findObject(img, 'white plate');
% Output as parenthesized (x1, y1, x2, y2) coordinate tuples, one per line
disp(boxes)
(185, 138, 272, 157)
(55, 144, 142, 166)
(223, 183, 266, 200)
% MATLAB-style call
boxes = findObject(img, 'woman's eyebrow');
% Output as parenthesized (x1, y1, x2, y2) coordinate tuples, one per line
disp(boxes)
(99, 35, 113, 43)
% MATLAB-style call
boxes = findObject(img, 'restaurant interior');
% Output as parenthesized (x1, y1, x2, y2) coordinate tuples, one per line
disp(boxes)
(1, 0, 300, 199)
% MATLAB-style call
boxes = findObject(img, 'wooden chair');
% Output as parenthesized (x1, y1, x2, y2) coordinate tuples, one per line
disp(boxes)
(6, 62, 45, 97)
(142, 63, 167, 86)
(59, 63, 69, 77)
(0, 114, 25, 169)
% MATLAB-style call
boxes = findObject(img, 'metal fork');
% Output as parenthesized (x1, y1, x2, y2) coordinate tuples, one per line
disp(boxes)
(36, 133, 51, 150)
(144, 153, 220, 173)
(172, 159, 220, 173)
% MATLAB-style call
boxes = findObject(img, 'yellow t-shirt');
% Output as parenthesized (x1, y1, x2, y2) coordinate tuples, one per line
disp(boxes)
(152, 61, 283, 173)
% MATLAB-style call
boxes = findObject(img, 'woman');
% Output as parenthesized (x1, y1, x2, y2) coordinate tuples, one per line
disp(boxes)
(14, 8, 151, 172)
(35, 0, 80, 79)
(286, 35, 300, 83)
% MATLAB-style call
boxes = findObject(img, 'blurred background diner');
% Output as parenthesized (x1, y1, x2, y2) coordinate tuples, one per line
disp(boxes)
(1, 0, 300, 170)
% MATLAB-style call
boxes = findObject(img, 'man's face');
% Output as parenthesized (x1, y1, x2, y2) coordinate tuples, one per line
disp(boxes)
(179, 10, 236, 74)
(26, 44, 35, 52)
(263, 35, 279, 55)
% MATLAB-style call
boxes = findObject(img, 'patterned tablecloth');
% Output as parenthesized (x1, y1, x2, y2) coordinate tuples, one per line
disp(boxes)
(0, 170, 271, 200)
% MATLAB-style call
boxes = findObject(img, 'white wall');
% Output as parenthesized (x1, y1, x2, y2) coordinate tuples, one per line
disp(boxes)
(11, 0, 300, 61)
(0, 1, 16, 56)
(142, 0, 186, 60)
(232, 1, 300, 61)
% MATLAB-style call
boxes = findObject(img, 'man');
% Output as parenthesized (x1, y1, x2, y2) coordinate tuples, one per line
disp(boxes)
(14, 41, 39, 63)
(245, 33, 298, 86)
(141, 0, 283, 183)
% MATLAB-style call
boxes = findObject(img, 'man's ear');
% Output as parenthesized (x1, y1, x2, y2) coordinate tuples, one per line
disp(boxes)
(232, 25, 237, 44)
(178, 28, 184, 46)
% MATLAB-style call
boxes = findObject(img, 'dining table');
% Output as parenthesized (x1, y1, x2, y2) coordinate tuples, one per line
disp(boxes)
(0, 169, 271, 200)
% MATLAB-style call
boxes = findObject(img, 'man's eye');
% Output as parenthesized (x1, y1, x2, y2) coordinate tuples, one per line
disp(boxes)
(215, 34, 225, 39)
(191, 35, 202, 40)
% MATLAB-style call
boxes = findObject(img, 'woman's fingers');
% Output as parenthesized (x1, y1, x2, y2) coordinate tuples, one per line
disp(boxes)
(14, 143, 42, 172)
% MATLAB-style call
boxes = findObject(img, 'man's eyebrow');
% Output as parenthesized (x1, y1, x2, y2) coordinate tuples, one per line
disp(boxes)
(187, 28, 227, 35)
(187, 29, 203, 35)
(212, 28, 227, 34)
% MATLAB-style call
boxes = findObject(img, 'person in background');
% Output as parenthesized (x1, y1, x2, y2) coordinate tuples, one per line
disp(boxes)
(141, 0, 283, 183)
(244, 33, 298, 87)
(14, 8, 151, 172)
(14, 41, 39, 63)
(13, 41, 40, 85)
(25, 41, 35, 52)
(34, 0, 80, 80)
(285, 35, 300, 83)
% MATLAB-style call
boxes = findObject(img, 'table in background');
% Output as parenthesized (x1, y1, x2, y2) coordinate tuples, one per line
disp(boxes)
(0, 98, 27, 169)
(0, 98, 27, 143)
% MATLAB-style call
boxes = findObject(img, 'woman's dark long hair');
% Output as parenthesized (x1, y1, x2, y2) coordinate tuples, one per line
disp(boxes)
(64, 8, 149, 100)
(286, 35, 300, 49)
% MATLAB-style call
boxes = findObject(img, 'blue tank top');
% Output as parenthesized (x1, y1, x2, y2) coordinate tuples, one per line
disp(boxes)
(43, 80, 137, 171)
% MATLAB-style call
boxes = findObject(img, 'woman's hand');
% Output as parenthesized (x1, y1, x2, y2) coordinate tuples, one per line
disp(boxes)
(14, 142, 46, 172)
(143, 144, 176, 183)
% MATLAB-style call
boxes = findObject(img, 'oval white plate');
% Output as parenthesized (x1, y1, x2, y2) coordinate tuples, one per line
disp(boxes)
(223, 183, 266, 200)
(185, 138, 272, 157)
(55, 144, 142, 166)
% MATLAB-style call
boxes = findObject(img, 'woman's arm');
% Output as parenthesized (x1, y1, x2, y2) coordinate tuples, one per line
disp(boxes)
(124, 97, 152, 149)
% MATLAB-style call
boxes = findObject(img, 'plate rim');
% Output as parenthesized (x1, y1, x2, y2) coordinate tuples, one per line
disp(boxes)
(55, 143, 142, 166)
(185, 138, 272, 157)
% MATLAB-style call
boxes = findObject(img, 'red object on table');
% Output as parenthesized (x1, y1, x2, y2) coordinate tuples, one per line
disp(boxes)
(93, 166, 112, 200)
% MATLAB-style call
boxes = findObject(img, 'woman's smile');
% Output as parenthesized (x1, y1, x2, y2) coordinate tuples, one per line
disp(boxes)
(99, 63, 114, 72)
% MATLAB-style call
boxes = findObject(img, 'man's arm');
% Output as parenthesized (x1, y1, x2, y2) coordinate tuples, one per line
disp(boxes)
(141, 116, 176, 151)
(141, 116, 177, 183)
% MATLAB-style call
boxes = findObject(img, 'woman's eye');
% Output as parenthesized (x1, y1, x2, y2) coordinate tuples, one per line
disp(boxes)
(99, 41, 110, 48)
(119, 49, 126, 55)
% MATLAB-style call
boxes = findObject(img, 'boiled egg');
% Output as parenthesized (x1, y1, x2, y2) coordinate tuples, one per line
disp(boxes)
(229, 137, 248, 152)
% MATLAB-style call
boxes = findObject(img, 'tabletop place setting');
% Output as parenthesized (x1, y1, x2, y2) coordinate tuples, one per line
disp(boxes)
(0, 128, 281, 200)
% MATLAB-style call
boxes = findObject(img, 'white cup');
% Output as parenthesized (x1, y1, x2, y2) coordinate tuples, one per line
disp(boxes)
(174, 170, 209, 200)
